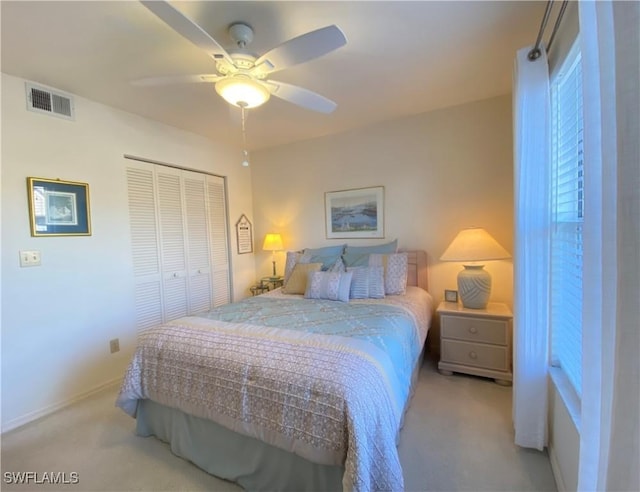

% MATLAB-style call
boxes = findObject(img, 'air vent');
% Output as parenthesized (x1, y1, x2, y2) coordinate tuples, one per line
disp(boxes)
(25, 82, 75, 120)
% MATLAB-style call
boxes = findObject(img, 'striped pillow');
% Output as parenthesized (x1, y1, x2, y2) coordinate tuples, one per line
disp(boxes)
(347, 266, 385, 299)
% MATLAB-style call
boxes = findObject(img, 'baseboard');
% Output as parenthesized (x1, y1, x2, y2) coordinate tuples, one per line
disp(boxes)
(1, 377, 123, 434)
(549, 443, 567, 491)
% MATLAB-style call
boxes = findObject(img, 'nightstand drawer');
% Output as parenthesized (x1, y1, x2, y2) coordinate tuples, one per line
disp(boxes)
(441, 315, 508, 345)
(441, 339, 509, 371)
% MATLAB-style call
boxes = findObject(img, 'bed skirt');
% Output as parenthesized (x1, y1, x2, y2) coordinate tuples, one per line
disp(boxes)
(136, 398, 344, 491)
(134, 346, 426, 491)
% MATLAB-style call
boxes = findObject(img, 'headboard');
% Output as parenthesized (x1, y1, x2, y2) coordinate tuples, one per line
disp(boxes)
(402, 250, 428, 291)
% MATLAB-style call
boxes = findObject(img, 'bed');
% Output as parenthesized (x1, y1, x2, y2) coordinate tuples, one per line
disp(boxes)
(117, 249, 433, 491)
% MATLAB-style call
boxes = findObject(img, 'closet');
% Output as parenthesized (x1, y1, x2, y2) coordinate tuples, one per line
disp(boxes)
(125, 158, 231, 333)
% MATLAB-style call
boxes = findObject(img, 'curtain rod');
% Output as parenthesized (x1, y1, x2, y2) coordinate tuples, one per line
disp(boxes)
(528, 0, 569, 61)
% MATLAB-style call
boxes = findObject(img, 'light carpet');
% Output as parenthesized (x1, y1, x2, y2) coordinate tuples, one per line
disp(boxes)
(1, 354, 557, 491)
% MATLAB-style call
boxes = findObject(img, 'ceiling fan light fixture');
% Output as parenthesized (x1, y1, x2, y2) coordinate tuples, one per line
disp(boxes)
(215, 76, 270, 108)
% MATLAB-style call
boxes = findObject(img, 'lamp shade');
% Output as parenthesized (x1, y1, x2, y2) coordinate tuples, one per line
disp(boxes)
(262, 233, 283, 251)
(440, 227, 511, 263)
(440, 228, 510, 309)
(215, 75, 270, 108)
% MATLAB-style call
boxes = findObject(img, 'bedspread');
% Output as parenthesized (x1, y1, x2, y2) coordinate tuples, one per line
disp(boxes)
(198, 285, 431, 411)
(117, 287, 433, 491)
(116, 316, 406, 491)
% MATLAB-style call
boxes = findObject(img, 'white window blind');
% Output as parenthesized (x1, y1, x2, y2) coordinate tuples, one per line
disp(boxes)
(550, 44, 584, 397)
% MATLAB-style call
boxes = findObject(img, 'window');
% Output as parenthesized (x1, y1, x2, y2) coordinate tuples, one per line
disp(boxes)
(549, 41, 584, 398)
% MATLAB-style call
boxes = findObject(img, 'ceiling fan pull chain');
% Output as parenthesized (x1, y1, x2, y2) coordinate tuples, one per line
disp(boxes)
(240, 103, 250, 167)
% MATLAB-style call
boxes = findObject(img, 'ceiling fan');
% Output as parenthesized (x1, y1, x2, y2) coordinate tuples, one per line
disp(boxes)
(135, 0, 347, 113)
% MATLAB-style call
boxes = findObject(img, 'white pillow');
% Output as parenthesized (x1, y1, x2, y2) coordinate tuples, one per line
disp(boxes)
(283, 251, 303, 285)
(368, 252, 408, 295)
(328, 256, 346, 273)
(304, 271, 353, 303)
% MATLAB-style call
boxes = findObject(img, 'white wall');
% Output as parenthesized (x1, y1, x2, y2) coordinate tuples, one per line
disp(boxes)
(251, 95, 514, 322)
(1, 73, 256, 431)
(548, 381, 579, 491)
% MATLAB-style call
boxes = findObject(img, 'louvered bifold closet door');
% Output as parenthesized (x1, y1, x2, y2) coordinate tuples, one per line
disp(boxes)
(206, 176, 231, 306)
(127, 159, 231, 334)
(183, 171, 213, 314)
(156, 167, 189, 321)
(126, 164, 163, 332)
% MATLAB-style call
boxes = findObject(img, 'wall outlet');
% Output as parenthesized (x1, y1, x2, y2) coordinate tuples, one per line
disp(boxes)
(109, 338, 120, 354)
(19, 250, 41, 267)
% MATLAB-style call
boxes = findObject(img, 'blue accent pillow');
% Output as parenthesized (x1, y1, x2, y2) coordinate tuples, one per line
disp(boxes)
(347, 266, 385, 299)
(342, 239, 398, 267)
(302, 244, 346, 270)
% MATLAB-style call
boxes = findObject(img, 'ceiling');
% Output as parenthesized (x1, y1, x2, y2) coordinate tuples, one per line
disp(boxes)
(1, 1, 544, 151)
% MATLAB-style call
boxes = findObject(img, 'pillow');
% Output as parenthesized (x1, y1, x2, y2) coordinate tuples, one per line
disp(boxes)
(302, 244, 346, 270)
(283, 251, 303, 285)
(328, 256, 345, 273)
(282, 262, 322, 294)
(342, 239, 398, 267)
(298, 251, 313, 264)
(368, 252, 408, 295)
(305, 271, 353, 303)
(347, 266, 385, 299)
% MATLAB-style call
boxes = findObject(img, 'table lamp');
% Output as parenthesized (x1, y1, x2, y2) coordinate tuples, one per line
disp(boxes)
(440, 227, 511, 309)
(262, 233, 283, 279)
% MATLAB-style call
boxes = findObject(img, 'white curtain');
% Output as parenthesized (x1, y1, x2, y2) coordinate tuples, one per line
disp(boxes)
(512, 46, 551, 451)
(578, 1, 640, 491)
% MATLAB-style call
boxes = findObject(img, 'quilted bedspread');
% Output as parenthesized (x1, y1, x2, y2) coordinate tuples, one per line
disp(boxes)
(116, 287, 432, 491)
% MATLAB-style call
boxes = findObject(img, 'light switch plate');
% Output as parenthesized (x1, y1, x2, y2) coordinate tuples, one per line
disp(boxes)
(19, 250, 41, 267)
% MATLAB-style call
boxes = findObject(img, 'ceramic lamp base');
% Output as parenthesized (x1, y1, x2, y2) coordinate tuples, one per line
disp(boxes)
(457, 264, 491, 309)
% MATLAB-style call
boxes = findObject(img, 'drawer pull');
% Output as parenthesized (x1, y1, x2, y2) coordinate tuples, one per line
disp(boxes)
(468, 351, 478, 360)
(468, 326, 478, 334)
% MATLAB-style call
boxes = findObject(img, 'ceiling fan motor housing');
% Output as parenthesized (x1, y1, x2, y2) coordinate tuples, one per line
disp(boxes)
(228, 22, 254, 48)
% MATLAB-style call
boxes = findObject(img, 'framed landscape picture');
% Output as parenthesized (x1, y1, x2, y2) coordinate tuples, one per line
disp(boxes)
(325, 186, 384, 239)
(27, 177, 91, 236)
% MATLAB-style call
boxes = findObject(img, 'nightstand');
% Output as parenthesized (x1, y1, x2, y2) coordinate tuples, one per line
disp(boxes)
(260, 276, 284, 290)
(437, 301, 513, 385)
(250, 283, 269, 296)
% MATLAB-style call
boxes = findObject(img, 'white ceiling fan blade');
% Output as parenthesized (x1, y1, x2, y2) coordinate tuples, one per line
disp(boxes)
(253, 25, 346, 76)
(140, 1, 234, 66)
(131, 74, 222, 87)
(266, 80, 337, 113)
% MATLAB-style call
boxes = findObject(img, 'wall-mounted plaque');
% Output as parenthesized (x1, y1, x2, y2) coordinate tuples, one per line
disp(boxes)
(236, 214, 253, 254)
